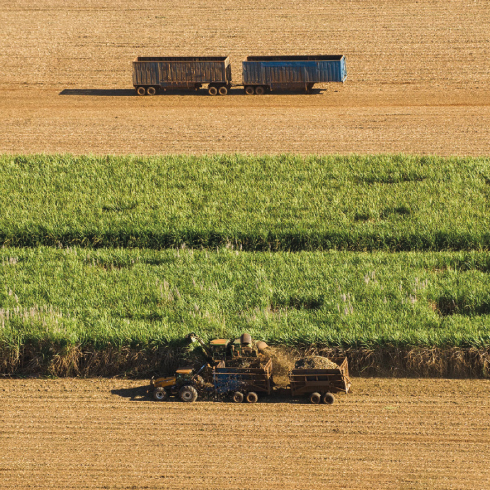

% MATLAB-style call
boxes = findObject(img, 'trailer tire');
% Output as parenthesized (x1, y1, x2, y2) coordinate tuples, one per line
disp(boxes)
(208, 85, 218, 96)
(255, 86, 265, 95)
(232, 392, 244, 403)
(246, 392, 258, 403)
(147, 86, 157, 96)
(179, 385, 198, 403)
(245, 86, 255, 95)
(323, 393, 335, 405)
(153, 387, 168, 401)
(218, 85, 228, 96)
(136, 86, 146, 96)
(309, 392, 321, 404)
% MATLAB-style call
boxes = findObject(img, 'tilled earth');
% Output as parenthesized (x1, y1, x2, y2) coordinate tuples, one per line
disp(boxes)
(1, 0, 489, 155)
(1, 378, 489, 489)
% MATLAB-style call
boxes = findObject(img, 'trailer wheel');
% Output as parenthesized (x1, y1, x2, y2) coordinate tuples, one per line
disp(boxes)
(136, 86, 146, 96)
(255, 86, 265, 95)
(147, 86, 157, 96)
(208, 85, 218, 96)
(309, 392, 321, 404)
(153, 387, 168, 401)
(246, 392, 258, 403)
(179, 385, 198, 403)
(245, 86, 255, 95)
(323, 393, 335, 405)
(218, 86, 228, 96)
(232, 392, 244, 403)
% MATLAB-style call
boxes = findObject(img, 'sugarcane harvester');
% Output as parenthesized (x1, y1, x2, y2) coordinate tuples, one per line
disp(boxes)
(187, 332, 272, 403)
(150, 332, 270, 403)
(186, 332, 269, 362)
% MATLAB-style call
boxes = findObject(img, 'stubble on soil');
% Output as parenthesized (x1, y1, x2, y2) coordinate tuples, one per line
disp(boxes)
(1, 377, 489, 489)
(1, 0, 490, 155)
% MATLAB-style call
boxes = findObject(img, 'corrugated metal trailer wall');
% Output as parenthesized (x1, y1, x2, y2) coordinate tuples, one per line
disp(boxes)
(242, 55, 346, 88)
(133, 56, 231, 88)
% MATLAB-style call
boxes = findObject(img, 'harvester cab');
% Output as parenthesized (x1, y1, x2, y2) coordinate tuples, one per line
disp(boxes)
(186, 332, 269, 362)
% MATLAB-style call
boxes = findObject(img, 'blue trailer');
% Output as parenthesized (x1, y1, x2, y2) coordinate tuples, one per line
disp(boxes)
(242, 55, 346, 94)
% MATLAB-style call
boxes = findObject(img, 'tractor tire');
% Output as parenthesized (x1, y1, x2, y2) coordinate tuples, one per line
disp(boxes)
(208, 85, 218, 96)
(246, 392, 258, 403)
(232, 392, 244, 403)
(255, 86, 265, 95)
(146, 86, 157, 96)
(136, 86, 146, 96)
(309, 392, 321, 404)
(245, 86, 255, 95)
(179, 385, 198, 403)
(153, 387, 168, 401)
(323, 393, 335, 405)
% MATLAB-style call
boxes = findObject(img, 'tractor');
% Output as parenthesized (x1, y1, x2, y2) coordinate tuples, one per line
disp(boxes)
(150, 363, 207, 403)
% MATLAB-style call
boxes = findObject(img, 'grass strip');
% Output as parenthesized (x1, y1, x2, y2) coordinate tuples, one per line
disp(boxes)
(1, 154, 490, 251)
(1, 247, 490, 352)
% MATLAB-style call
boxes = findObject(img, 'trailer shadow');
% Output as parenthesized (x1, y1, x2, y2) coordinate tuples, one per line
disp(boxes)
(59, 89, 136, 96)
(59, 87, 325, 97)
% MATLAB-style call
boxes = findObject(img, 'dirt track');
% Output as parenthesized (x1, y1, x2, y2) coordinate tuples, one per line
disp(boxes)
(1, 378, 489, 489)
(1, 0, 489, 155)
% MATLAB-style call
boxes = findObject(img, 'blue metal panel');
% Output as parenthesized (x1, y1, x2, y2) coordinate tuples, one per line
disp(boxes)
(242, 55, 346, 87)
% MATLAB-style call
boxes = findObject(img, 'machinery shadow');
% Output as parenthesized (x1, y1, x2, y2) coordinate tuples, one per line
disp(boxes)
(111, 385, 152, 401)
(59, 89, 135, 96)
(59, 87, 324, 97)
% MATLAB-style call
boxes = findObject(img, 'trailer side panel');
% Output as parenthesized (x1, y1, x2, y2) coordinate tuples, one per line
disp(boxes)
(242, 55, 346, 89)
(133, 56, 231, 89)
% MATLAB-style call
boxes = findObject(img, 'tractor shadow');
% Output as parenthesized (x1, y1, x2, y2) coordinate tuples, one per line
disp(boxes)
(110, 387, 336, 405)
(111, 385, 152, 401)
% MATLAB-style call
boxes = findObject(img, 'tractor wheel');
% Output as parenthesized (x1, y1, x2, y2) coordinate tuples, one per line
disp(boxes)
(179, 385, 198, 403)
(255, 86, 265, 95)
(323, 393, 335, 405)
(153, 387, 168, 401)
(309, 392, 321, 404)
(232, 392, 244, 403)
(136, 86, 146, 96)
(246, 392, 258, 403)
(245, 86, 255, 95)
(146, 86, 157, 96)
(218, 85, 228, 96)
(208, 85, 218, 96)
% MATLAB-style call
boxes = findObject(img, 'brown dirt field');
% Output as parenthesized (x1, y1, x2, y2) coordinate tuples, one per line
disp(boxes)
(1, 378, 489, 489)
(1, 0, 489, 156)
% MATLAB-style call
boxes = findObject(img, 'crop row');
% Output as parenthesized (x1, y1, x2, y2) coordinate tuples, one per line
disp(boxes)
(1, 154, 490, 251)
(1, 247, 490, 350)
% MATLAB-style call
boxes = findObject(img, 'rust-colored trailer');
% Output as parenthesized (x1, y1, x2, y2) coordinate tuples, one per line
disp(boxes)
(289, 357, 351, 404)
(213, 358, 273, 403)
(132, 56, 232, 96)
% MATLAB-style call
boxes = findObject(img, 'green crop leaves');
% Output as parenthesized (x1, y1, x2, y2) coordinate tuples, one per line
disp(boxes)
(1, 247, 490, 350)
(1, 153, 490, 251)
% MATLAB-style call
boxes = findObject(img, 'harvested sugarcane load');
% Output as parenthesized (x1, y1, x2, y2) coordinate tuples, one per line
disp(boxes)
(294, 356, 340, 370)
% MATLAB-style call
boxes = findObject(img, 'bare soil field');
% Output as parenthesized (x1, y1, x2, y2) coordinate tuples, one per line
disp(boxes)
(1, 0, 489, 155)
(1, 378, 489, 489)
